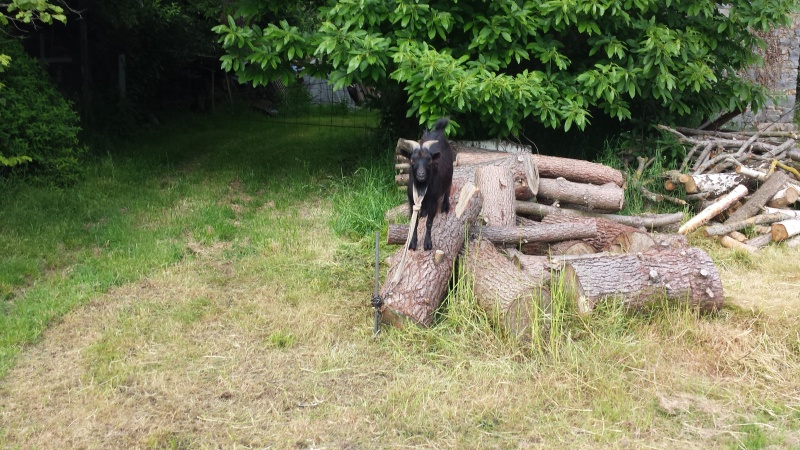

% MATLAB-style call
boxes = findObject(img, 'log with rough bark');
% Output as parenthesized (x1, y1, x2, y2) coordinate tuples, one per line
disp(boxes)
(704, 212, 792, 236)
(540, 215, 655, 253)
(465, 239, 551, 341)
(771, 219, 800, 242)
(651, 233, 690, 249)
(387, 222, 597, 247)
(380, 180, 483, 328)
(724, 171, 791, 225)
(562, 247, 724, 313)
(515, 200, 683, 230)
(452, 154, 539, 200)
(519, 239, 597, 256)
(537, 178, 625, 211)
(385, 203, 409, 224)
(678, 184, 749, 234)
(789, 148, 800, 162)
(506, 249, 556, 283)
(475, 165, 516, 226)
(455, 150, 624, 187)
(767, 185, 799, 208)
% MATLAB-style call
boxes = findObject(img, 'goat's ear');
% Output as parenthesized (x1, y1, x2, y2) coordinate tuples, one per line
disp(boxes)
(398, 139, 419, 158)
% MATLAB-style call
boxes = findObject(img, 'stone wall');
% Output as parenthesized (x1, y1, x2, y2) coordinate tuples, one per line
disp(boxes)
(735, 14, 800, 128)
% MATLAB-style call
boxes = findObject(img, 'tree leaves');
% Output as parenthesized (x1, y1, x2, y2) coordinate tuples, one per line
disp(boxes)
(214, 0, 800, 136)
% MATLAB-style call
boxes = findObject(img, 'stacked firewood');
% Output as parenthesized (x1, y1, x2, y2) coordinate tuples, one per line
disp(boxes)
(658, 125, 800, 251)
(381, 141, 724, 341)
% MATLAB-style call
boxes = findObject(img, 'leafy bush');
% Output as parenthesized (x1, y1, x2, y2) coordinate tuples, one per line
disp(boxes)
(214, 0, 798, 138)
(0, 39, 86, 184)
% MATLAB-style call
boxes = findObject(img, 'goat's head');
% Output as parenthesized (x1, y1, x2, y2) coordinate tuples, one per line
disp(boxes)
(400, 139, 440, 184)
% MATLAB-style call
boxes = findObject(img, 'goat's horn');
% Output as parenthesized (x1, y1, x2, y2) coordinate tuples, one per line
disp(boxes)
(421, 140, 437, 150)
(398, 139, 420, 152)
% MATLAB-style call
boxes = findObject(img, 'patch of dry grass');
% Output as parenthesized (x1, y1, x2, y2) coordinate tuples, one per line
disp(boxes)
(2, 185, 799, 448)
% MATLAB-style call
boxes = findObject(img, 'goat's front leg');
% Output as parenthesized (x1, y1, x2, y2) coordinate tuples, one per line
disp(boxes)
(409, 217, 419, 250)
(423, 212, 435, 250)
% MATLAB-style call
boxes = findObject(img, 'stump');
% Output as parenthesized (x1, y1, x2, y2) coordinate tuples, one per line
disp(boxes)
(475, 165, 516, 226)
(562, 247, 724, 313)
(380, 180, 483, 327)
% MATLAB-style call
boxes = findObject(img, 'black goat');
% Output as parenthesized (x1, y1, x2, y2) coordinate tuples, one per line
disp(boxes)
(399, 117, 454, 251)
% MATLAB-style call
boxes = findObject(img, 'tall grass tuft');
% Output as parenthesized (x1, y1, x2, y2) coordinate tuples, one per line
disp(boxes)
(330, 155, 403, 238)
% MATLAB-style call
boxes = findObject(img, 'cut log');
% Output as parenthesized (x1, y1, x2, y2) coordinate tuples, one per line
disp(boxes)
(465, 239, 551, 341)
(380, 180, 483, 328)
(771, 219, 800, 242)
(720, 235, 758, 253)
(789, 148, 800, 162)
(456, 151, 623, 187)
(540, 215, 655, 253)
(766, 186, 799, 208)
(651, 233, 690, 249)
(680, 173, 747, 196)
(724, 171, 791, 224)
(678, 184, 749, 235)
(735, 165, 768, 181)
(744, 233, 773, 249)
(537, 178, 625, 212)
(519, 239, 597, 256)
(704, 212, 792, 236)
(785, 234, 800, 248)
(762, 207, 800, 219)
(515, 201, 683, 230)
(727, 231, 748, 242)
(453, 154, 539, 200)
(385, 203, 409, 224)
(562, 247, 724, 313)
(475, 165, 516, 226)
(387, 222, 597, 247)
(506, 249, 555, 283)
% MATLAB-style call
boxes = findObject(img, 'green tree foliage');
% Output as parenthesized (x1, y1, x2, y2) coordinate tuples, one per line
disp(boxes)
(0, 40, 85, 183)
(213, 0, 799, 136)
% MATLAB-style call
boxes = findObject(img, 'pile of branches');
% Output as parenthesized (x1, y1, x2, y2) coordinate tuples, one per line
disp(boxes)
(658, 125, 800, 251)
(380, 141, 724, 341)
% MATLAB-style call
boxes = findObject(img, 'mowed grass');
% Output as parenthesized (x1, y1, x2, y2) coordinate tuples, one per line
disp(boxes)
(1, 110, 799, 449)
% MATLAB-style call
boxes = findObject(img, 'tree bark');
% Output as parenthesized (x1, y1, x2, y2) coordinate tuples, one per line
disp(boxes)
(788, 148, 800, 162)
(380, 180, 483, 327)
(679, 173, 747, 196)
(744, 233, 773, 249)
(475, 165, 516, 226)
(724, 171, 791, 225)
(678, 184, 748, 234)
(540, 215, 655, 253)
(387, 222, 597, 246)
(537, 178, 625, 212)
(771, 219, 800, 242)
(455, 150, 624, 187)
(562, 247, 724, 313)
(515, 201, 683, 230)
(762, 207, 800, 219)
(464, 239, 551, 341)
(453, 154, 539, 200)
(506, 249, 555, 284)
(519, 239, 597, 256)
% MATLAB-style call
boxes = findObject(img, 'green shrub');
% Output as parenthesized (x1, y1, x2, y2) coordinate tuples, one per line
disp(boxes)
(0, 39, 86, 184)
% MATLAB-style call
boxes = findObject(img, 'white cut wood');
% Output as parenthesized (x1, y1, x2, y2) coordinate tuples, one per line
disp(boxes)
(785, 234, 800, 248)
(766, 186, 799, 208)
(771, 219, 800, 242)
(762, 207, 800, 219)
(678, 184, 749, 235)
(735, 165, 768, 181)
(681, 173, 747, 196)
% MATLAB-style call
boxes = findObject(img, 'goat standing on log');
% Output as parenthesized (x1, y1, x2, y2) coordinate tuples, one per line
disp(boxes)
(399, 118, 454, 251)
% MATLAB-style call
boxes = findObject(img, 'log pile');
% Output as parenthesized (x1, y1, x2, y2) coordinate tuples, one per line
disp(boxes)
(383, 139, 726, 341)
(658, 125, 800, 249)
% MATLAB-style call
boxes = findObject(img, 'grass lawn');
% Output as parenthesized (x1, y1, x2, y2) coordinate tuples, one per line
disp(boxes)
(1, 109, 799, 449)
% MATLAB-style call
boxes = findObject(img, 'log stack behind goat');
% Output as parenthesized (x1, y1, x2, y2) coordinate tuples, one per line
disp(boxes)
(398, 118, 455, 251)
